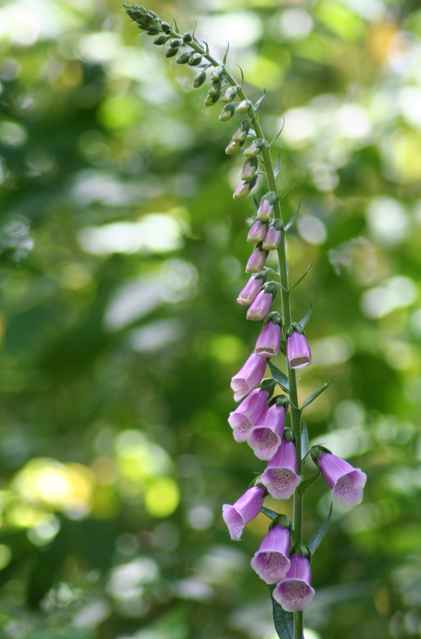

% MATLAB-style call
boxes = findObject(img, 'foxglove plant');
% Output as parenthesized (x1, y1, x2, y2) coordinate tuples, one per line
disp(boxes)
(124, 6, 367, 637)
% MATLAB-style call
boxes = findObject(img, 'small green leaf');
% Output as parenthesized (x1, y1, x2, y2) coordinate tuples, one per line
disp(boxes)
(268, 361, 289, 393)
(285, 197, 302, 232)
(278, 183, 296, 202)
(252, 195, 259, 211)
(274, 153, 281, 179)
(261, 507, 279, 520)
(290, 262, 312, 291)
(301, 374, 336, 410)
(254, 90, 266, 111)
(270, 118, 285, 146)
(308, 502, 333, 554)
(297, 303, 312, 330)
(297, 469, 320, 494)
(301, 420, 309, 460)
(269, 585, 293, 639)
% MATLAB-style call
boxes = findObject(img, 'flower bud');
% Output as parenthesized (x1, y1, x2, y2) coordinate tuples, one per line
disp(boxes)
(193, 71, 206, 88)
(257, 192, 277, 220)
(246, 289, 273, 321)
(219, 103, 236, 122)
(211, 65, 224, 81)
(188, 53, 203, 66)
(153, 34, 169, 45)
(233, 178, 257, 200)
(262, 220, 282, 250)
(183, 32, 192, 43)
(245, 246, 267, 273)
(204, 92, 221, 107)
(243, 138, 265, 158)
(255, 318, 281, 357)
(232, 120, 250, 143)
(176, 52, 191, 64)
(225, 140, 241, 155)
(161, 21, 171, 33)
(165, 47, 179, 58)
(241, 157, 258, 181)
(236, 99, 252, 114)
(221, 86, 238, 103)
(208, 81, 221, 96)
(146, 25, 160, 35)
(169, 38, 182, 48)
(247, 220, 266, 243)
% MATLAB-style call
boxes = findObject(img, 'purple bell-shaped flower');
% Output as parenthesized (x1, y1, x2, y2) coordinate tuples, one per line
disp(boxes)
(273, 554, 315, 612)
(260, 437, 300, 499)
(222, 486, 265, 541)
(230, 353, 268, 402)
(251, 522, 291, 584)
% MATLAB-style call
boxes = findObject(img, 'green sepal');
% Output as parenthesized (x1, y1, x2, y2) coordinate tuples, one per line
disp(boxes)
(263, 311, 282, 327)
(290, 542, 311, 560)
(309, 444, 332, 464)
(219, 103, 237, 122)
(273, 218, 284, 231)
(261, 191, 277, 206)
(259, 377, 277, 398)
(297, 469, 320, 495)
(261, 281, 277, 299)
(301, 374, 336, 410)
(283, 427, 295, 443)
(308, 502, 333, 555)
(268, 361, 289, 394)
(269, 514, 292, 531)
(269, 394, 289, 411)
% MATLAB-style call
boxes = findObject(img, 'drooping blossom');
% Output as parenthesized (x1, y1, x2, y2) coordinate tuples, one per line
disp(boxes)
(245, 247, 267, 274)
(260, 438, 300, 499)
(228, 387, 269, 443)
(222, 486, 265, 541)
(255, 315, 281, 357)
(250, 523, 291, 584)
(286, 330, 311, 369)
(230, 353, 268, 402)
(314, 449, 367, 507)
(247, 400, 286, 460)
(273, 554, 315, 612)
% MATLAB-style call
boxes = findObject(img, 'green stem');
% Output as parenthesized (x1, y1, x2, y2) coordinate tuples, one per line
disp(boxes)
(172, 35, 304, 639)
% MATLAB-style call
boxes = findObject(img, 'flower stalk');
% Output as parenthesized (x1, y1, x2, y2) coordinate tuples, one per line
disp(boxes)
(123, 7, 367, 639)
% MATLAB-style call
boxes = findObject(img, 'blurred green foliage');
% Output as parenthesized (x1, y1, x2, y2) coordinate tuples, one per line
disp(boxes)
(1, 0, 421, 637)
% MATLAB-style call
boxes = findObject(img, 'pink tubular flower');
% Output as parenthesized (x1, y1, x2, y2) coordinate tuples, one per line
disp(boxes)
(247, 402, 285, 460)
(237, 275, 263, 306)
(247, 290, 273, 321)
(228, 387, 269, 442)
(257, 192, 276, 220)
(247, 220, 267, 243)
(262, 224, 282, 251)
(273, 555, 315, 612)
(255, 320, 281, 357)
(230, 353, 268, 402)
(286, 331, 311, 369)
(316, 451, 367, 506)
(246, 247, 267, 274)
(222, 486, 265, 541)
(251, 523, 291, 584)
(233, 178, 257, 200)
(260, 439, 300, 499)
